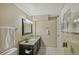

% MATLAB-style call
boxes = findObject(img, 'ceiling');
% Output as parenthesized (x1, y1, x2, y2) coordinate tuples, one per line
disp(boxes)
(15, 3, 65, 16)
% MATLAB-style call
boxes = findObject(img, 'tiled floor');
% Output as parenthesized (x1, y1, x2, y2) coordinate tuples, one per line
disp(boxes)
(38, 47, 64, 55)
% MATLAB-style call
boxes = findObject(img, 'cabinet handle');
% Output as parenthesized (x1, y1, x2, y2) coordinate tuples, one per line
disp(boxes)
(63, 42, 67, 48)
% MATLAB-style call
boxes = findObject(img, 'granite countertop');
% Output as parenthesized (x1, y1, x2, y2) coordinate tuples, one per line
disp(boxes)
(20, 36, 41, 45)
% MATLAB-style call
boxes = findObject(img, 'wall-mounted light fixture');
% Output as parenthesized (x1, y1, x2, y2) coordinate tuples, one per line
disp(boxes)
(74, 18, 79, 22)
(74, 19, 77, 22)
(23, 18, 33, 24)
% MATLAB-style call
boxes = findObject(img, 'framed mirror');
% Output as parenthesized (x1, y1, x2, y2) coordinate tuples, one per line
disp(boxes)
(72, 11, 79, 33)
(22, 18, 32, 35)
(61, 9, 79, 33)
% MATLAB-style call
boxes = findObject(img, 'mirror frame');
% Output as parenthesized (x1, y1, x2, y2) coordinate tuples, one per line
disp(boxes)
(22, 18, 32, 36)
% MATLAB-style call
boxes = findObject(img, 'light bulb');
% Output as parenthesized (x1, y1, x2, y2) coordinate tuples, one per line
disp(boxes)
(74, 19, 77, 22)
(77, 19, 79, 21)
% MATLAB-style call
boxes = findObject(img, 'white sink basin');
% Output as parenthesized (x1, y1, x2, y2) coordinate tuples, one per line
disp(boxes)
(28, 39, 36, 43)
(20, 36, 40, 45)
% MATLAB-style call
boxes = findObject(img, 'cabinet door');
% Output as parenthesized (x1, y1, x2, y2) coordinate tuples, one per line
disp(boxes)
(64, 41, 72, 55)
(64, 41, 79, 55)
(19, 45, 33, 55)
(32, 39, 41, 55)
(33, 43, 37, 55)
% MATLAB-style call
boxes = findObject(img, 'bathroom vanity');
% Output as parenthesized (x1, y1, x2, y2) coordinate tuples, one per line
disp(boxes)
(19, 36, 41, 55)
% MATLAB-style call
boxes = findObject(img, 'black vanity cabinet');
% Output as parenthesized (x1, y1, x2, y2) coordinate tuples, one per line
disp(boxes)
(19, 37, 41, 55)
(32, 39, 41, 55)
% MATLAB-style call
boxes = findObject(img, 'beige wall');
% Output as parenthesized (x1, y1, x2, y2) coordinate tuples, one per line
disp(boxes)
(0, 3, 32, 53)
(33, 16, 57, 48)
